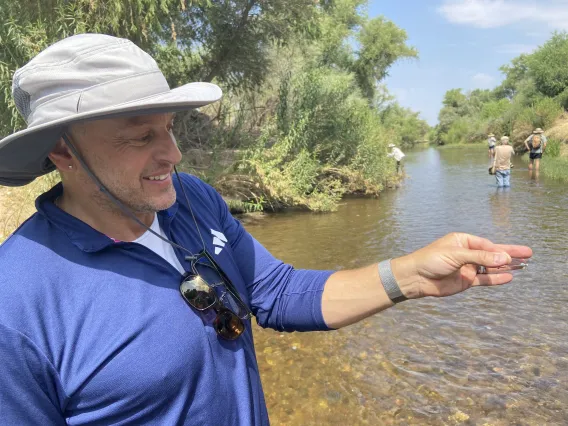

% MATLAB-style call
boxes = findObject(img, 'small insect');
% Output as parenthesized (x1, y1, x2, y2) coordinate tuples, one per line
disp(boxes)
(477, 258, 529, 275)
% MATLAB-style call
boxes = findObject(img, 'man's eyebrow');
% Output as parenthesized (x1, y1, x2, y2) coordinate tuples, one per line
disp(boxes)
(122, 113, 176, 128)
(124, 116, 151, 127)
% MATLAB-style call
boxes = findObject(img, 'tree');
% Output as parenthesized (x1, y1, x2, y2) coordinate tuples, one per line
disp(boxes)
(495, 54, 530, 99)
(0, 0, 320, 135)
(353, 16, 418, 101)
(175, 0, 319, 89)
(527, 32, 568, 98)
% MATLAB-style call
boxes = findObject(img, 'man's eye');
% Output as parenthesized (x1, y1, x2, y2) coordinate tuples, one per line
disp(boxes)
(135, 133, 152, 143)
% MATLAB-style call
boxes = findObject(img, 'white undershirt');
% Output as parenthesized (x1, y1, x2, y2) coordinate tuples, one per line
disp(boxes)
(133, 213, 185, 274)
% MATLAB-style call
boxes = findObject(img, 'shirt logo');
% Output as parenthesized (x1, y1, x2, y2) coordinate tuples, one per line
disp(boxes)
(211, 229, 227, 255)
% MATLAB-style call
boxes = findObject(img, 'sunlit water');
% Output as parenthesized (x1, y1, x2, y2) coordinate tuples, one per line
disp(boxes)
(244, 147, 568, 425)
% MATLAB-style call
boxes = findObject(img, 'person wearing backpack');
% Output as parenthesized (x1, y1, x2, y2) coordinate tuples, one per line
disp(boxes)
(524, 128, 547, 171)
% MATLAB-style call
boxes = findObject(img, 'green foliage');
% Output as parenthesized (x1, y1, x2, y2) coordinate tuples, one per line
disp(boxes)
(527, 32, 568, 98)
(496, 55, 530, 99)
(533, 97, 563, 129)
(481, 99, 511, 120)
(379, 102, 429, 146)
(239, 63, 395, 211)
(544, 139, 561, 158)
(439, 118, 471, 145)
(353, 16, 418, 101)
(522, 155, 568, 181)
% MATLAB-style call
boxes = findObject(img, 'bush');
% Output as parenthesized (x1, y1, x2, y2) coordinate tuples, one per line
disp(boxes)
(534, 97, 564, 129)
(544, 138, 561, 157)
(439, 118, 471, 145)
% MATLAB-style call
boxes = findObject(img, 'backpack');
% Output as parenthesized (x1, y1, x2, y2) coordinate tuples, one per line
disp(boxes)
(531, 134, 542, 150)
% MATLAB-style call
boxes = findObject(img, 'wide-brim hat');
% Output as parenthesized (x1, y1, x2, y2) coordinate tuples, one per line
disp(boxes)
(388, 144, 396, 148)
(0, 34, 222, 187)
(488, 133, 495, 137)
(533, 128, 544, 134)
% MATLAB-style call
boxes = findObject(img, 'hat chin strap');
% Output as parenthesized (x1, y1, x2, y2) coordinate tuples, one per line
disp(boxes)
(60, 132, 198, 259)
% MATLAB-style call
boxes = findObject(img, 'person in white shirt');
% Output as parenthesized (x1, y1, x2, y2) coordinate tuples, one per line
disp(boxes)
(487, 133, 497, 159)
(387, 143, 405, 173)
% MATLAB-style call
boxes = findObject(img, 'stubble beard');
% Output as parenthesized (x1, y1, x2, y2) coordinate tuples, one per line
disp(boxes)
(82, 169, 177, 217)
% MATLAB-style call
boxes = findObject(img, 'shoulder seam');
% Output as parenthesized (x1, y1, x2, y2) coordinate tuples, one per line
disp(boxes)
(0, 322, 70, 403)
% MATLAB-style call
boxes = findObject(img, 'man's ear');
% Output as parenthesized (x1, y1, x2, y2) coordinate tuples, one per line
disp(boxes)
(48, 138, 74, 171)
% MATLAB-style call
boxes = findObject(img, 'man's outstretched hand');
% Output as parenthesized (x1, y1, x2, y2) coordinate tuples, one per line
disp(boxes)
(391, 233, 533, 299)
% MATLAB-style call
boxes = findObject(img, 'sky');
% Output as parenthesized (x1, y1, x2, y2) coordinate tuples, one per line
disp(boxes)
(372, 0, 568, 125)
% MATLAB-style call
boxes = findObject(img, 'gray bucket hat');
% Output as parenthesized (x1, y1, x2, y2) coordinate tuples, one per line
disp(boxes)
(0, 33, 222, 186)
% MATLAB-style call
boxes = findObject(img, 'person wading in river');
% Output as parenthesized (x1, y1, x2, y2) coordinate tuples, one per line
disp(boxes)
(387, 143, 406, 173)
(524, 127, 547, 171)
(487, 133, 497, 159)
(493, 136, 515, 188)
(0, 34, 532, 425)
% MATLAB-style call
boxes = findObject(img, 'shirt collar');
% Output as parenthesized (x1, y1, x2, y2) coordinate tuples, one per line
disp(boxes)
(36, 182, 179, 253)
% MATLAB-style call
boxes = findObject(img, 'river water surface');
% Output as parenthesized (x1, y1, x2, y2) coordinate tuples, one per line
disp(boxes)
(244, 147, 568, 425)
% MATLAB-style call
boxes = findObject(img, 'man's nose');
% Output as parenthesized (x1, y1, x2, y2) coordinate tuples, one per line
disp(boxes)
(156, 130, 182, 165)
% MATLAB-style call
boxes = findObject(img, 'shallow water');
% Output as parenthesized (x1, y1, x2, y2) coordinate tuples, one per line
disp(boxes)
(245, 147, 568, 425)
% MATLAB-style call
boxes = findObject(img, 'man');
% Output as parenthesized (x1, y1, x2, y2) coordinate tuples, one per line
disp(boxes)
(387, 143, 405, 173)
(0, 34, 531, 424)
(487, 133, 497, 158)
(524, 127, 547, 171)
(493, 136, 515, 187)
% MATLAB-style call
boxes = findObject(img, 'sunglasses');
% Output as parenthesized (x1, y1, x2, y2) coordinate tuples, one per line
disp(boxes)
(180, 250, 253, 340)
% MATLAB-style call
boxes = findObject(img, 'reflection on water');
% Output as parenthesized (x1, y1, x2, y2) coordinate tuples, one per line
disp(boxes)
(244, 147, 568, 425)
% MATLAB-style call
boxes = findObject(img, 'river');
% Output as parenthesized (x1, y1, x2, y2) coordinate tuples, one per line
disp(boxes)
(244, 146, 568, 425)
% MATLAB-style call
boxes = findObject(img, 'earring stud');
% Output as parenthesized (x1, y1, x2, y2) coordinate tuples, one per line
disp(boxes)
(68, 165, 73, 169)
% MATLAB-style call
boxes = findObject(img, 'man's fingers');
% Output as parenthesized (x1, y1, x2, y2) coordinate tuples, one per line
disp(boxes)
(453, 233, 533, 260)
(452, 248, 511, 268)
(491, 244, 533, 259)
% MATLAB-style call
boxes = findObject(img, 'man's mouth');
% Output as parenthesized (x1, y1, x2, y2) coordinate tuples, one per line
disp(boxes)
(144, 173, 170, 181)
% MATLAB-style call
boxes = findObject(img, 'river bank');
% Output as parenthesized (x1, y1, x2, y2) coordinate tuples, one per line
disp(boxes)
(0, 152, 405, 242)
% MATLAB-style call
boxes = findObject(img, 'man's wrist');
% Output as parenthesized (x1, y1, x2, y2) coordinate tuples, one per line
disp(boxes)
(378, 259, 407, 303)
(390, 256, 422, 300)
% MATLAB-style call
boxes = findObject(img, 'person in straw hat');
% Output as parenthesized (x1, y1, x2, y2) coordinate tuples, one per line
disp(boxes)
(487, 133, 497, 158)
(524, 127, 547, 171)
(0, 34, 532, 424)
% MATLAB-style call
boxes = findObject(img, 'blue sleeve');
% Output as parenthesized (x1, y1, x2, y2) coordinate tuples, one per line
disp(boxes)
(194, 178, 334, 332)
(0, 323, 67, 424)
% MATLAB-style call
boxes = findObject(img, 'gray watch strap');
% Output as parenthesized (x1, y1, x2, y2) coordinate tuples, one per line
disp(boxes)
(378, 259, 407, 304)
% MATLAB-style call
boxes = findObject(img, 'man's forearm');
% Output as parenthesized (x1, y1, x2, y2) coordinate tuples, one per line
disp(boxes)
(321, 264, 392, 329)
(321, 259, 419, 329)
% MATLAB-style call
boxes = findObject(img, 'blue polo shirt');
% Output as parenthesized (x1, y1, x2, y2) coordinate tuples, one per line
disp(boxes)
(0, 173, 333, 425)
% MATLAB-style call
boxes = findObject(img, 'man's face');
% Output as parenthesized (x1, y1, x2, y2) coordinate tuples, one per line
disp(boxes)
(69, 113, 182, 213)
